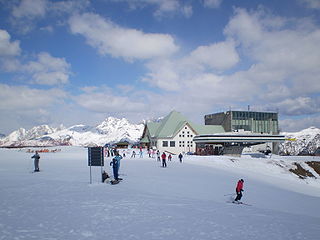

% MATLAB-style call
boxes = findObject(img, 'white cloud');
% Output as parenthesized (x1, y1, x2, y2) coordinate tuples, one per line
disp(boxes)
(273, 97, 320, 116)
(69, 13, 179, 61)
(142, 40, 239, 91)
(142, 59, 181, 91)
(299, 0, 320, 9)
(189, 40, 239, 71)
(0, 29, 21, 57)
(12, 0, 47, 19)
(74, 86, 147, 113)
(23, 52, 71, 85)
(203, 0, 222, 8)
(8, 0, 90, 33)
(280, 115, 320, 132)
(111, 0, 193, 18)
(0, 84, 67, 110)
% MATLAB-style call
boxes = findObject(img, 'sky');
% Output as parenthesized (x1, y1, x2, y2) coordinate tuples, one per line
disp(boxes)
(0, 0, 320, 134)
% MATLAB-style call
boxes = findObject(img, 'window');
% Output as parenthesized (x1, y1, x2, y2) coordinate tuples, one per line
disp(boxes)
(170, 141, 175, 147)
(179, 134, 181, 137)
(162, 141, 168, 147)
(185, 127, 187, 129)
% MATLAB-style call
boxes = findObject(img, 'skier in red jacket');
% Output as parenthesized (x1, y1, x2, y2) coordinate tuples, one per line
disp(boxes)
(161, 152, 167, 168)
(233, 179, 244, 203)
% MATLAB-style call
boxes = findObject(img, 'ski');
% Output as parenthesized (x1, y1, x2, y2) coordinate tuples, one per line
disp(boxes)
(110, 178, 123, 185)
(226, 201, 252, 206)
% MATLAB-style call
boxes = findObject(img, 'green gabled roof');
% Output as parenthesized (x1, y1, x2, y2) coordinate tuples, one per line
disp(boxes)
(146, 121, 161, 137)
(147, 110, 225, 139)
(140, 135, 150, 143)
(155, 111, 190, 138)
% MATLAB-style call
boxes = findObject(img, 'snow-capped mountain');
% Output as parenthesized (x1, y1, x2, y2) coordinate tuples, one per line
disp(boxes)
(0, 117, 144, 147)
(1, 119, 319, 155)
(280, 127, 320, 156)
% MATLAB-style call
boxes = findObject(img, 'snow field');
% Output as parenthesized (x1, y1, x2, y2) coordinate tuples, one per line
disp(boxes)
(0, 147, 319, 240)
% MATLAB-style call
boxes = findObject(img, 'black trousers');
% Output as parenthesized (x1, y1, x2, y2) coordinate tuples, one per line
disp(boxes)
(162, 159, 167, 167)
(235, 191, 242, 201)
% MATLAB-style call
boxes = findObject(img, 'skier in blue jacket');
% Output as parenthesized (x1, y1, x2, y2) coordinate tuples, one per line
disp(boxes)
(110, 151, 122, 180)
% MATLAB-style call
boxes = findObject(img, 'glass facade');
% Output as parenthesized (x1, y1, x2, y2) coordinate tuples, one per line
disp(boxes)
(231, 111, 278, 134)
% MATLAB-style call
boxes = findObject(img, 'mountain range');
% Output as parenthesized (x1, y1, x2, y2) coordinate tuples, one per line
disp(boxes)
(0, 117, 144, 148)
(0, 118, 319, 156)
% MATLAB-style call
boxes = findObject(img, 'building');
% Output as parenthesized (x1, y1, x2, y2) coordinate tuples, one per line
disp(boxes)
(140, 111, 224, 154)
(205, 110, 279, 134)
(199, 110, 282, 155)
(193, 133, 285, 156)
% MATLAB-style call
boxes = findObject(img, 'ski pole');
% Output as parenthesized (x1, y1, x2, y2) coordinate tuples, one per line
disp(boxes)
(224, 193, 236, 196)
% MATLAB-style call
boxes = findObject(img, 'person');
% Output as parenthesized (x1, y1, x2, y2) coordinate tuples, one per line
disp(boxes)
(157, 150, 161, 161)
(168, 154, 172, 161)
(31, 151, 40, 172)
(161, 152, 167, 168)
(139, 147, 143, 158)
(102, 170, 110, 183)
(233, 179, 244, 203)
(131, 150, 136, 158)
(110, 152, 122, 181)
(116, 151, 123, 172)
(178, 153, 183, 163)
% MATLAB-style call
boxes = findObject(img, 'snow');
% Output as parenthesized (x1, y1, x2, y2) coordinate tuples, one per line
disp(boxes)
(0, 147, 320, 240)
(0, 117, 144, 147)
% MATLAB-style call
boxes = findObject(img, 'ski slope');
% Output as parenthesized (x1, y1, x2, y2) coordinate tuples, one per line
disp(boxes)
(0, 147, 319, 240)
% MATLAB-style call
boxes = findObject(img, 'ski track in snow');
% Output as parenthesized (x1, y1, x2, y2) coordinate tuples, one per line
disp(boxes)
(0, 147, 319, 240)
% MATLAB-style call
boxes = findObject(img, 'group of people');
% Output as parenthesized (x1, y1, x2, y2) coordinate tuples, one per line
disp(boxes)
(30, 148, 246, 202)
(158, 152, 184, 167)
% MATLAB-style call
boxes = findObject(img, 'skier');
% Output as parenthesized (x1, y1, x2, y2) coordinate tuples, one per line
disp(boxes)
(110, 152, 122, 181)
(161, 152, 167, 168)
(116, 151, 123, 173)
(168, 154, 172, 161)
(148, 149, 151, 158)
(157, 150, 161, 161)
(178, 153, 183, 163)
(139, 147, 143, 158)
(131, 150, 136, 158)
(233, 179, 244, 203)
(31, 151, 40, 172)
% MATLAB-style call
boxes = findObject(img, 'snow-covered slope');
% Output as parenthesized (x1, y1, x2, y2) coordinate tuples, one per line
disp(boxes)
(280, 127, 320, 155)
(0, 117, 144, 147)
(0, 147, 319, 240)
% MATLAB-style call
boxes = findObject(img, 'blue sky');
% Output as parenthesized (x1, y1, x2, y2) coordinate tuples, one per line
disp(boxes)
(0, 0, 320, 134)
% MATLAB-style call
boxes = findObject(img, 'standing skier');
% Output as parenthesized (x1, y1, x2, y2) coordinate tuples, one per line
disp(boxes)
(178, 153, 183, 163)
(233, 179, 244, 203)
(110, 152, 122, 181)
(161, 152, 167, 168)
(31, 151, 40, 172)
